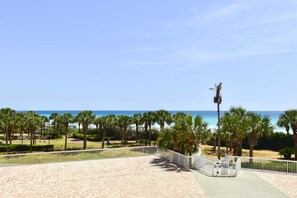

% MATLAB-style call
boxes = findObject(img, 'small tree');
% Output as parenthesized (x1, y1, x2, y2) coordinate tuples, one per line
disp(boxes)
(76, 111, 95, 150)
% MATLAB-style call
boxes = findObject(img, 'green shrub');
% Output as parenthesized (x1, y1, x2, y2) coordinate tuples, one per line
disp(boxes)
(0, 146, 7, 152)
(88, 135, 100, 141)
(72, 133, 84, 139)
(138, 138, 146, 145)
(279, 147, 294, 159)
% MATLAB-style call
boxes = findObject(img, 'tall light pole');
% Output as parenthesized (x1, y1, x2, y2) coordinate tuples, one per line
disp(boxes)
(210, 82, 222, 160)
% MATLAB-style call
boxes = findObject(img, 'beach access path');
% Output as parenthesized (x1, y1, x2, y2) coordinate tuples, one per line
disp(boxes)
(0, 155, 297, 198)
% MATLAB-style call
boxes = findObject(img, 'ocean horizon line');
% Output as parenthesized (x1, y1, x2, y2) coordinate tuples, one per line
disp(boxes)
(15, 109, 284, 112)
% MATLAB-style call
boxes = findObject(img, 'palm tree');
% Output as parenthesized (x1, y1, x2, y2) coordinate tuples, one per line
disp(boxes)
(117, 115, 131, 143)
(277, 113, 290, 135)
(76, 111, 95, 150)
(57, 113, 74, 150)
(132, 113, 143, 143)
(147, 111, 155, 146)
(173, 112, 187, 124)
(142, 112, 149, 145)
(24, 111, 41, 152)
(101, 114, 116, 148)
(247, 113, 273, 160)
(49, 113, 58, 133)
(155, 109, 172, 131)
(157, 114, 209, 156)
(221, 107, 250, 156)
(39, 116, 49, 133)
(0, 108, 16, 145)
(16, 112, 26, 144)
(278, 110, 297, 160)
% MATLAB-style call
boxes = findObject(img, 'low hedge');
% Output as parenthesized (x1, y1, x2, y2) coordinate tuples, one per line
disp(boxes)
(0, 144, 54, 152)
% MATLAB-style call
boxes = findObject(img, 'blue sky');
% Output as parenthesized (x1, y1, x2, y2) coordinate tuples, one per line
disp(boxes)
(0, 0, 297, 111)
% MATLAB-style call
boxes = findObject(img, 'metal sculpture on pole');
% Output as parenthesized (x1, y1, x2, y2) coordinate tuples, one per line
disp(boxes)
(210, 82, 222, 160)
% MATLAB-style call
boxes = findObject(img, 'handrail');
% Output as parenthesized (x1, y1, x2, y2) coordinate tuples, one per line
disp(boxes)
(233, 156, 297, 163)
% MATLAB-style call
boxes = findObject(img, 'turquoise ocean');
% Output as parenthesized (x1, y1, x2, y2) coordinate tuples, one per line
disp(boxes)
(21, 110, 284, 132)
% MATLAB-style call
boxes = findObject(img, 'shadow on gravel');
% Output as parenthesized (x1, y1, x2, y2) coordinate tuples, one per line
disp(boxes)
(150, 157, 189, 172)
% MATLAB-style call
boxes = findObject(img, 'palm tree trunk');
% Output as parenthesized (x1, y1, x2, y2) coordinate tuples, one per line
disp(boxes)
(124, 128, 127, 143)
(5, 127, 8, 145)
(30, 132, 33, 152)
(249, 147, 254, 167)
(160, 122, 164, 131)
(102, 129, 106, 149)
(9, 128, 12, 145)
(64, 126, 68, 150)
(149, 124, 152, 146)
(145, 125, 148, 145)
(135, 124, 138, 143)
(83, 126, 87, 150)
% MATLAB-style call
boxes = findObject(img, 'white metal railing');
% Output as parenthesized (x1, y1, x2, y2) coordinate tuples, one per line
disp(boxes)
(0, 146, 158, 166)
(235, 156, 297, 174)
(192, 155, 241, 177)
(157, 149, 191, 169)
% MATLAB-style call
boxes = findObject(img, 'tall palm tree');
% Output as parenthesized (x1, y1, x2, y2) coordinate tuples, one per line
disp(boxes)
(155, 109, 172, 131)
(100, 114, 116, 148)
(278, 110, 297, 160)
(39, 116, 49, 133)
(49, 113, 58, 133)
(277, 113, 290, 135)
(117, 115, 131, 143)
(16, 112, 26, 144)
(57, 113, 74, 150)
(142, 112, 149, 145)
(0, 108, 16, 145)
(147, 111, 155, 146)
(132, 113, 143, 143)
(24, 111, 41, 152)
(76, 111, 95, 150)
(247, 113, 273, 159)
(221, 107, 250, 156)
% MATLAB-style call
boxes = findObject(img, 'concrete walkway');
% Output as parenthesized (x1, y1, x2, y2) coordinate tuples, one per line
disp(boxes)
(192, 170, 288, 198)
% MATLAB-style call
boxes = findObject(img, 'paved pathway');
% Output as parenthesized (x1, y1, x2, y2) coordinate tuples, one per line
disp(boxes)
(1, 155, 297, 198)
(0, 156, 205, 198)
(192, 170, 289, 198)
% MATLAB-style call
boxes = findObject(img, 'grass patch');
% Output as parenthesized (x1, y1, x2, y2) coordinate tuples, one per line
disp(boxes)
(0, 147, 154, 165)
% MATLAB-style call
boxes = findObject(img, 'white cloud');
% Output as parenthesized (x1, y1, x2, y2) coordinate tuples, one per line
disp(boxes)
(205, 4, 241, 20)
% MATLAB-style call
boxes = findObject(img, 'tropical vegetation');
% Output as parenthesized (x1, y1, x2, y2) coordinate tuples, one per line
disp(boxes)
(0, 107, 296, 161)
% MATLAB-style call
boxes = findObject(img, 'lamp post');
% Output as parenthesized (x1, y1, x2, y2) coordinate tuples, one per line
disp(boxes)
(210, 82, 222, 160)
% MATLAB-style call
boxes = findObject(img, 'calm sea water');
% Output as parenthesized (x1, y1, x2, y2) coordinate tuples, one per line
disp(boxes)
(20, 110, 284, 132)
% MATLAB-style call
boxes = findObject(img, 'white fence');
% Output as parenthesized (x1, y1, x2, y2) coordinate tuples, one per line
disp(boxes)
(236, 156, 297, 174)
(157, 148, 191, 169)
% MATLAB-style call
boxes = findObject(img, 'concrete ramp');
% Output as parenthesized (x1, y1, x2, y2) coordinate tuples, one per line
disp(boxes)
(192, 170, 288, 198)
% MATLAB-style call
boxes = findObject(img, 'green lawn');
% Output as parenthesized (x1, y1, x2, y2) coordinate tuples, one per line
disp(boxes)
(2, 135, 143, 151)
(0, 147, 156, 165)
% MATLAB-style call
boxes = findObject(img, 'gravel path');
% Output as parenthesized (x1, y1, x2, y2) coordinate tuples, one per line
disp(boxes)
(255, 171, 297, 198)
(0, 156, 205, 198)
